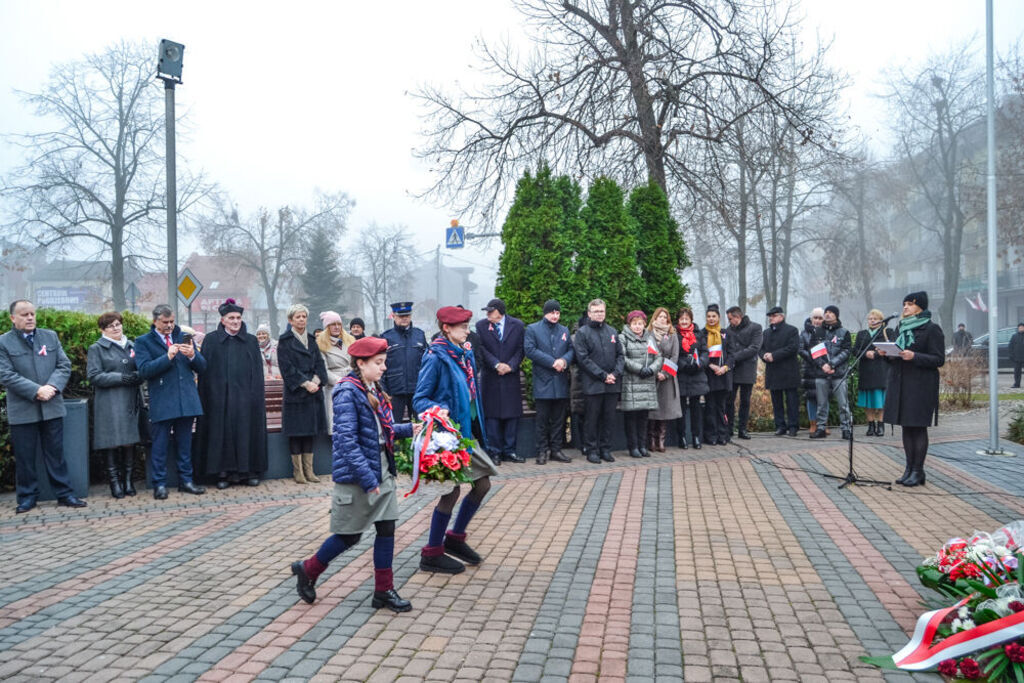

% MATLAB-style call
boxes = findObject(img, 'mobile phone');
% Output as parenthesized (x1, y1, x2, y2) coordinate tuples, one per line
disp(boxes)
(180, 333, 193, 345)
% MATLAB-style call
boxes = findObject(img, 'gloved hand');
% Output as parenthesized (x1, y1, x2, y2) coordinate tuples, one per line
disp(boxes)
(639, 367, 654, 379)
(121, 371, 141, 385)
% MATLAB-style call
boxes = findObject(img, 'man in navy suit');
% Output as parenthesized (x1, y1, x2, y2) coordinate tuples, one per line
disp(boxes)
(475, 298, 525, 463)
(134, 304, 207, 500)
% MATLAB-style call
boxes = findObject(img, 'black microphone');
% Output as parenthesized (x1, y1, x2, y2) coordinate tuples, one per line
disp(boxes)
(882, 313, 899, 324)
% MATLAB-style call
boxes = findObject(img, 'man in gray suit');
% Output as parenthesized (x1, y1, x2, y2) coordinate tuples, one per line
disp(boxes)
(0, 300, 86, 513)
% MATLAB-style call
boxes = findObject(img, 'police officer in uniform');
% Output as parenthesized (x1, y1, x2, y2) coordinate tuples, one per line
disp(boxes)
(380, 302, 427, 422)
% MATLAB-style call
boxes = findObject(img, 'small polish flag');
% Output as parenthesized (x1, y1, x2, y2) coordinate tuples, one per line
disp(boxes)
(708, 343, 722, 358)
(662, 358, 678, 377)
(810, 342, 828, 359)
(38, 345, 47, 357)
(647, 338, 659, 354)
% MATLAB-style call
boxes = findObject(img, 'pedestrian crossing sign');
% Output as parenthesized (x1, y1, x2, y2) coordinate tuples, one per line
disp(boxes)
(445, 225, 465, 249)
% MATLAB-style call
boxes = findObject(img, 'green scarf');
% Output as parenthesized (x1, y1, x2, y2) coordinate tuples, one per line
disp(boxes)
(895, 310, 931, 350)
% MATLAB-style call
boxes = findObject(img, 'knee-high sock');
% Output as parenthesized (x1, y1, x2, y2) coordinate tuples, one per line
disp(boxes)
(306, 534, 352, 582)
(427, 510, 451, 548)
(451, 497, 481, 535)
(373, 534, 394, 570)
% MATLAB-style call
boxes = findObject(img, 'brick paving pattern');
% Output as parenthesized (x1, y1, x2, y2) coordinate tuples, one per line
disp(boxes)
(2, 414, 1023, 681)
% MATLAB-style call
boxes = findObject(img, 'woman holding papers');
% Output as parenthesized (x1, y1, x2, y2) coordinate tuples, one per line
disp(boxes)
(677, 308, 709, 449)
(647, 307, 681, 452)
(879, 292, 945, 487)
(852, 309, 894, 438)
(702, 304, 734, 445)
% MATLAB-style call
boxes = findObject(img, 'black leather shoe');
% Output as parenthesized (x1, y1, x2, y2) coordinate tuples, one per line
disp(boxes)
(420, 552, 465, 574)
(842, 430, 852, 441)
(215, 480, 230, 490)
(629, 448, 643, 458)
(57, 495, 87, 508)
(503, 453, 526, 464)
(290, 561, 316, 604)
(444, 536, 482, 565)
(153, 485, 168, 500)
(600, 450, 615, 463)
(245, 478, 260, 487)
(809, 429, 827, 439)
(550, 450, 571, 463)
(639, 447, 650, 457)
(692, 437, 702, 449)
(775, 427, 788, 436)
(738, 431, 751, 440)
(788, 428, 798, 437)
(586, 453, 601, 464)
(679, 439, 688, 450)
(179, 481, 206, 495)
(15, 499, 36, 514)
(372, 589, 412, 612)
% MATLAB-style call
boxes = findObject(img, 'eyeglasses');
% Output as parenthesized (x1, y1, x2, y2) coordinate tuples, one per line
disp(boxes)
(104, 321, 123, 329)
(811, 316, 823, 320)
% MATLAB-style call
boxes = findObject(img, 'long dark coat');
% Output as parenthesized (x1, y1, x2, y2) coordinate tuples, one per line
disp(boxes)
(573, 321, 625, 395)
(87, 337, 143, 449)
(277, 330, 329, 437)
(798, 319, 827, 392)
(524, 318, 574, 400)
(759, 321, 801, 391)
(196, 324, 268, 475)
(475, 316, 525, 419)
(703, 327, 734, 393)
(852, 326, 894, 390)
(727, 316, 763, 385)
(677, 325, 709, 398)
(883, 320, 945, 427)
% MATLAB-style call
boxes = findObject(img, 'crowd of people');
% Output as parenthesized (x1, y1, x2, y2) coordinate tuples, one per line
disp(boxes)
(1, 291, 945, 608)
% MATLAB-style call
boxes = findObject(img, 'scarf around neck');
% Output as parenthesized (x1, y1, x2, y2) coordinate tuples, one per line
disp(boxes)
(678, 323, 697, 352)
(651, 320, 672, 342)
(103, 334, 129, 348)
(895, 311, 931, 350)
(705, 322, 722, 350)
(338, 374, 397, 462)
(432, 337, 477, 400)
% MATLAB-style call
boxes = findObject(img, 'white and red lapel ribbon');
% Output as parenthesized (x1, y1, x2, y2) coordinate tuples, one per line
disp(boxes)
(892, 596, 1024, 670)
(38, 345, 47, 356)
(404, 405, 459, 498)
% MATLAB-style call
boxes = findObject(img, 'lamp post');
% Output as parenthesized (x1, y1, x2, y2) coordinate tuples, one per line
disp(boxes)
(156, 39, 184, 318)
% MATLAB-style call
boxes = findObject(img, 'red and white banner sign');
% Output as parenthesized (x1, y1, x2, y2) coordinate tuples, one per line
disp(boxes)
(662, 358, 678, 377)
(810, 342, 828, 359)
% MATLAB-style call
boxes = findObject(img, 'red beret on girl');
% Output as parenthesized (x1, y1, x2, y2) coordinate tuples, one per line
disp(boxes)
(436, 305, 473, 325)
(348, 336, 388, 358)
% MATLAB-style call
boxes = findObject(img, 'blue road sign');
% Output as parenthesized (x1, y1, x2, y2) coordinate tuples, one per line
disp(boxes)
(445, 225, 465, 249)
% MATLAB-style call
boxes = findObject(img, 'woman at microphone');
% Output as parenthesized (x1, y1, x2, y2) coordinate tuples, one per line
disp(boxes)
(878, 292, 945, 486)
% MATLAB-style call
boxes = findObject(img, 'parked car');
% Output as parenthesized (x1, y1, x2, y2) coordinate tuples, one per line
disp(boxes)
(970, 327, 1016, 369)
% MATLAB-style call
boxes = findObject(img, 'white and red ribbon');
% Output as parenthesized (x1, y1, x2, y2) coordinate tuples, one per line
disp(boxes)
(892, 596, 1024, 670)
(38, 345, 47, 356)
(404, 406, 459, 498)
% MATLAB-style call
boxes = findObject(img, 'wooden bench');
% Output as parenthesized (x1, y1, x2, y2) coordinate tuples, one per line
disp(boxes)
(265, 378, 283, 433)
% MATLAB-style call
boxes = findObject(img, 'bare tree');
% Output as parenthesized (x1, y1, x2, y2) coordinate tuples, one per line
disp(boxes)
(0, 41, 208, 310)
(881, 43, 986, 334)
(352, 224, 416, 333)
(201, 192, 352, 336)
(415, 0, 830, 225)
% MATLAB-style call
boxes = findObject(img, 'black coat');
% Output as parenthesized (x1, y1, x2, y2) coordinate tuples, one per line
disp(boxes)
(851, 327, 894, 391)
(573, 321, 625, 395)
(1010, 332, 1024, 362)
(196, 324, 268, 475)
(798, 319, 828, 387)
(883, 320, 945, 427)
(524, 318, 574, 400)
(820, 320, 852, 374)
(703, 327, 733, 393)
(276, 330, 329, 437)
(475, 316, 525, 419)
(677, 326, 709, 397)
(760, 321, 800, 390)
(727, 316, 763, 385)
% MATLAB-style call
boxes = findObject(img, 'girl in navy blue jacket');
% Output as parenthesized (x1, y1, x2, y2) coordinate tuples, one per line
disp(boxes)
(290, 336, 417, 612)
(413, 305, 499, 575)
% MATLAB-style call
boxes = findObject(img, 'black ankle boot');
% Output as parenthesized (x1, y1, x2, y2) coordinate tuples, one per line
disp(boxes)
(903, 451, 927, 487)
(105, 450, 124, 499)
(121, 447, 137, 496)
(372, 588, 412, 612)
(866, 422, 876, 437)
(895, 453, 912, 485)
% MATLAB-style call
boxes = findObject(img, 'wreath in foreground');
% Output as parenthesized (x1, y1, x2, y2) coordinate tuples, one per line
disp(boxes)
(394, 407, 474, 496)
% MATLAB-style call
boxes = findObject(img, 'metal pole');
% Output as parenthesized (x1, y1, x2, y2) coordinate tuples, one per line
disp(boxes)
(435, 245, 441, 305)
(985, 0, 1002, 454)
(164, 80, 178, 318)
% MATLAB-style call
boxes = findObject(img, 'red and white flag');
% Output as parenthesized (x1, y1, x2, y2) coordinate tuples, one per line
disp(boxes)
(810, 342, 828, 360)
(647, 338, 659, 355)
(662, 358, 678, 377)
(708, 343, 722, 359)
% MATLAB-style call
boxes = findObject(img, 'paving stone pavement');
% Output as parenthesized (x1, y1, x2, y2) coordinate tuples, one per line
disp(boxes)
(2, 413, 1024, 682)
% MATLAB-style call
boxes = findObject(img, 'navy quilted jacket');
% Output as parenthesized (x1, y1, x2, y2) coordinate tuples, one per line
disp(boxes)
(330, 378, 413, 491)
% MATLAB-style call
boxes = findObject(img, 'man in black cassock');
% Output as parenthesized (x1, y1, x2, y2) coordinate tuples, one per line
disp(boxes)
(196, 299, 268, 488)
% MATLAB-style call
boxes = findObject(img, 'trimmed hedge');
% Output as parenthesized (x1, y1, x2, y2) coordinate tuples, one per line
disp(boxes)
(0, 309, 153, 490)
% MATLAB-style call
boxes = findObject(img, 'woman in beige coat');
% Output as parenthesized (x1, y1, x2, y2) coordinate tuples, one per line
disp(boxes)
(647, 307, 682, 452)
(317, 311, 355, 429)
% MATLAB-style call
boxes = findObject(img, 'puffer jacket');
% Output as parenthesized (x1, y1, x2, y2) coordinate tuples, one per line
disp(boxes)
(821, 319, 853, 374)
(798, 319, 827, 388)
(330, 379, 413, 491)
(619, 326, 662, 411)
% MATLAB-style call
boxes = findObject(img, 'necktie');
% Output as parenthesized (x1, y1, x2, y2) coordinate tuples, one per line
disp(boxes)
(165, 335, 173, 348)
(497, 324, 503, 342)
(24, 333, 34, 347)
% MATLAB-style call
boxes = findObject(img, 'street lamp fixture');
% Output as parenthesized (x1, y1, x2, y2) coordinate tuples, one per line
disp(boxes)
(157, 38, 184, 316)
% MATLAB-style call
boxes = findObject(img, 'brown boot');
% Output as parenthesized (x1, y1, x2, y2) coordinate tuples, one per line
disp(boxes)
(656, 421, 667, 452)
(291, 454, 308, 484)
(809, 420, 817, 435)
(302, 453, 320, 483)
(647, 422, 657, 453)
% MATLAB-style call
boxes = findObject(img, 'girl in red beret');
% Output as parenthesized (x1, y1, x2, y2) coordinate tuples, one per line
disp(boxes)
(290, 336, 421, 611)
(412, 306, 499, 574)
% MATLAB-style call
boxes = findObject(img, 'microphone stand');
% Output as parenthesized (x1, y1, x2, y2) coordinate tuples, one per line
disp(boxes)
(821, 321, 893, 490)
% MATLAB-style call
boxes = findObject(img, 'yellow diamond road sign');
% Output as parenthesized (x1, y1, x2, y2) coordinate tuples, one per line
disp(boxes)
(177, 268, 203, 306)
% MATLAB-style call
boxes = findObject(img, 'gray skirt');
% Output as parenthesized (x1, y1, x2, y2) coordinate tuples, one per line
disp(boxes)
(329, 450, 399, 535)
(464, 445, 499, 481)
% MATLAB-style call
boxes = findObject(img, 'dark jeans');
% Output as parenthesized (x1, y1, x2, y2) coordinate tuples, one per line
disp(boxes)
(485, 417, 519, 456)
(679, 395, 703, 444)
(583, 393, 618, 454)
(391, 394, 414, 422)
(150, 416, 196, 487)
(11, 417, 73, 504)
(771, 388, 800, 430)
(1016, 363, 1023, 387)
(534, 398, 567, 454)
(727, 383, 753, 435)
(622, 410, 648, 451)
(704, 390, 730, 443)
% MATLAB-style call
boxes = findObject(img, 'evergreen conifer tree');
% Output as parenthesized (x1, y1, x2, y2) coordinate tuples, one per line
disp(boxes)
(299, 225, 345, 325)
(627, 180, 689, 314)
